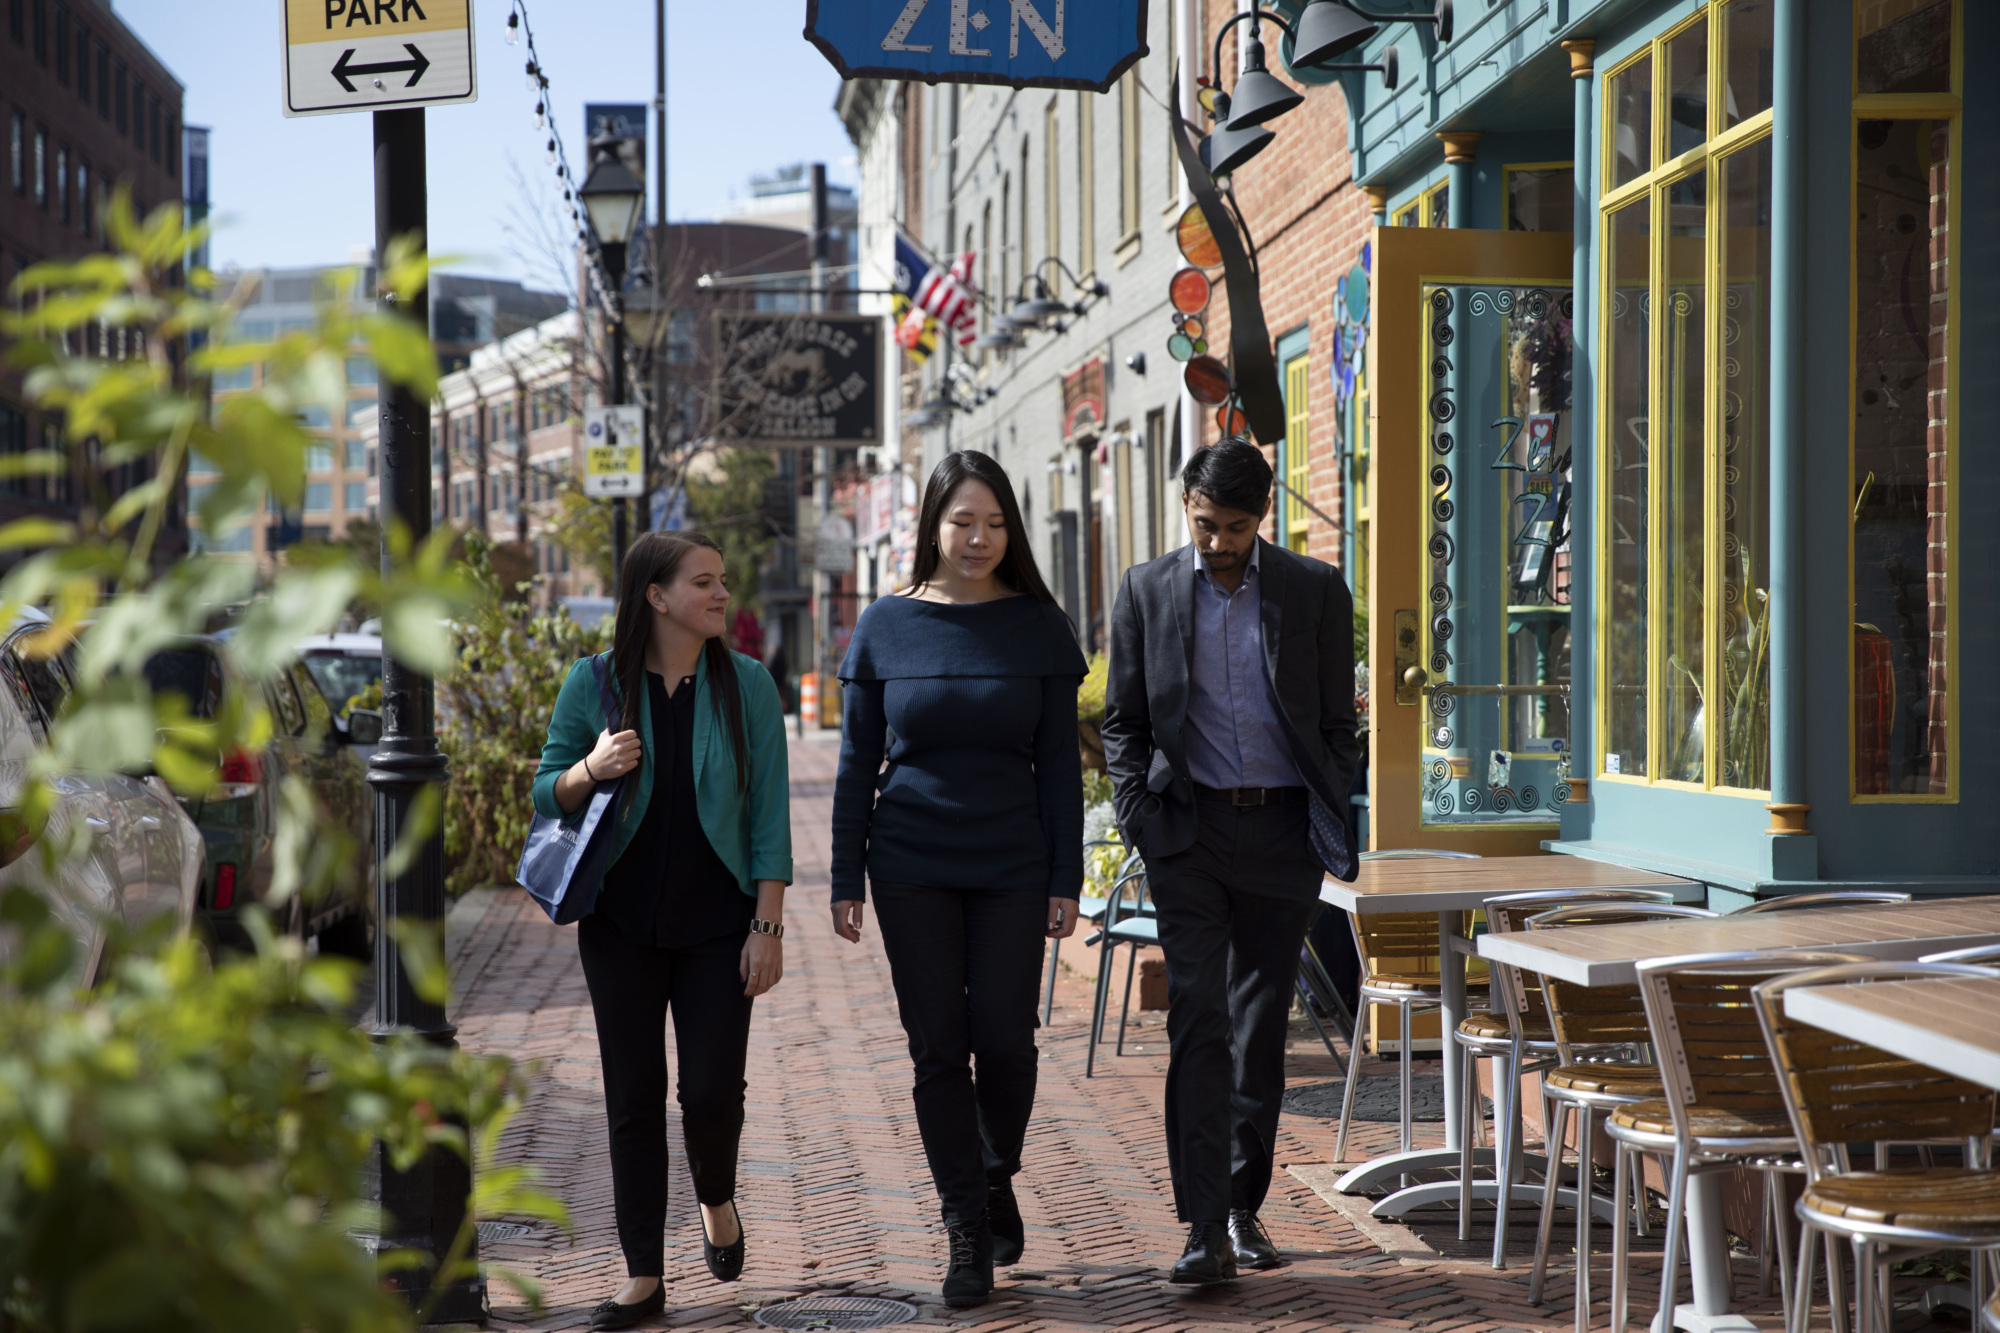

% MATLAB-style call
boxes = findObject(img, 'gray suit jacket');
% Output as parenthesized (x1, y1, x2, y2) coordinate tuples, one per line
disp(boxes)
(1101, 538, 1361, 883)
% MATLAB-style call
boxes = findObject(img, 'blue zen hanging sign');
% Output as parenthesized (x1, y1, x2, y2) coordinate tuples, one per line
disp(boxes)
(805, 0, 1149, 92)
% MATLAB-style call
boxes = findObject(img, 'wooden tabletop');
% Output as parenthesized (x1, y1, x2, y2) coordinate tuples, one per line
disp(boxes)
(1785, 974, 2000, 1091)
(1480, 896, 2000, 987)
(1318, 855, 1698, 915)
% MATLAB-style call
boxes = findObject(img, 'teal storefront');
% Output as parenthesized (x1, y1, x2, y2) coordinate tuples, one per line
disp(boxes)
(1320, 0, 1994, 900)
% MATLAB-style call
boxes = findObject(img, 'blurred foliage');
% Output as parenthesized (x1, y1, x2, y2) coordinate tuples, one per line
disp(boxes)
(687, 448, 776, 615)
(0, 194, 563, 1329)
(0, 889, 567, 1333)
(437, 535, 611, 897)
(550, 483, 612, 592)
(1077, 651, 1108, 723)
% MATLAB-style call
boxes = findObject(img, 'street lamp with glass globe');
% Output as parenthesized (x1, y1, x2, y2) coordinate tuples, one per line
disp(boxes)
(578, 135, 646, 577)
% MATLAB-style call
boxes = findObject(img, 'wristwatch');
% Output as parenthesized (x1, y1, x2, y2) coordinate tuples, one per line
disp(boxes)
(749, 918, 784, 939)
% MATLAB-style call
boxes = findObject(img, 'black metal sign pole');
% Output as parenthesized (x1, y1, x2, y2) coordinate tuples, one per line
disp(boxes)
(369, 105, 484, 1325)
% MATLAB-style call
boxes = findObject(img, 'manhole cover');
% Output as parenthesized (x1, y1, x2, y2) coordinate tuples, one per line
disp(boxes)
(1282, 1075, 1489, 1123)
(476, 1221, 533, 1244)
(752, 1296, 918, 1330)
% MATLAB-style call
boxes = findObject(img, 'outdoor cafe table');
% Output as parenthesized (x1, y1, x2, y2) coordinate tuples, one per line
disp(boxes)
(1784, 973, 2000, 1092)
(1317, 856, 1699, 1222)
(1479, 895, 2000, 1333)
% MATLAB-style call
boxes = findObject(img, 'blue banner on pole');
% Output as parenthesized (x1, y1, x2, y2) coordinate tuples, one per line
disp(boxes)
(805, 0, 1149, 93)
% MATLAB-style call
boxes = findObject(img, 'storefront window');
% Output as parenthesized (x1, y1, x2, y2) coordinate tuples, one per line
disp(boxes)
(1597, 1, 1774, 793)
(1603, 198, 1650, 778)
(1852, 117, 1952, 797)
(1610, 54, 1653, 187)
(1720, 138, 1772, 791)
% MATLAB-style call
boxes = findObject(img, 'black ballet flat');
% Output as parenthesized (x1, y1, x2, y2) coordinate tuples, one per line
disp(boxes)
(589, 1282, 665, 1330)
(703, 1201, 746, 1283)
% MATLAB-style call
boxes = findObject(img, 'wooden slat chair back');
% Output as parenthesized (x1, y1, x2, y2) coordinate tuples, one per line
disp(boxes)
(1483, 889, 1675, 1030)
(1351, 910, 1454, 971)
(1751, 962, 1999, 1175)
(1527, 903, 1716, 1063)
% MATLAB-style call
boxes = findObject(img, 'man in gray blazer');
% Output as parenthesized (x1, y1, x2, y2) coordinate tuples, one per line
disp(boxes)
(1102, 438, 1361, 1285)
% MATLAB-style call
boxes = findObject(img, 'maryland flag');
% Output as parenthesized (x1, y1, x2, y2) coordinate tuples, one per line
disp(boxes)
(891, 232, 940, 362)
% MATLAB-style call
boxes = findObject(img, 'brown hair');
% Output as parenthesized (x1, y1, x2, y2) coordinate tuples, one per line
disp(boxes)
(609, 531, 749, 791)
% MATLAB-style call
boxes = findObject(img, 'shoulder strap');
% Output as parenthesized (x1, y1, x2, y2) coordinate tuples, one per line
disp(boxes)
(587, 653, 621, 732)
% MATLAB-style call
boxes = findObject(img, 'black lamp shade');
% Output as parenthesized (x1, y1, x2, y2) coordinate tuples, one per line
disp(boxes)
(974, 327, 1024, 350)
(1201, 119, 1276, 178)
(1226, 45, 1304, 128)
(579, 141, 645, 246)
(1011, 295, 1071, 323)
(1292, 0, 1378, 67)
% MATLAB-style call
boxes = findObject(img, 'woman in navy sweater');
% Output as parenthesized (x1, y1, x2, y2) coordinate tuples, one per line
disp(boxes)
(831, 450, 1086, 1309)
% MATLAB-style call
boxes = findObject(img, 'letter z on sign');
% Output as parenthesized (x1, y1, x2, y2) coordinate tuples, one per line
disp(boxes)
(283, 0, 478, 118)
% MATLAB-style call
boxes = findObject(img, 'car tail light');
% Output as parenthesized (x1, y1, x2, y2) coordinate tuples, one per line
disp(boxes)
(214, 748, 264, 800)
(214, 863, 237, 910)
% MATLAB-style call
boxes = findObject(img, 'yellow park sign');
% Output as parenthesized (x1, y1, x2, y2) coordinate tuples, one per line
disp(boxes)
(282, 0, 479, 117)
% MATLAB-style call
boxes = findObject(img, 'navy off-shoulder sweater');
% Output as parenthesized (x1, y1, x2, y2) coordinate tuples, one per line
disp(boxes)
(831, 594, 1088, 903)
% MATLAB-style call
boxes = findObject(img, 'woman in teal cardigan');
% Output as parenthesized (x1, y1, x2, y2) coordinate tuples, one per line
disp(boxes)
(532, 531, 792, 1332)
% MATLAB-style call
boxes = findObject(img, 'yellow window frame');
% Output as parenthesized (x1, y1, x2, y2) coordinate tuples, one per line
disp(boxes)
(1846, 0, 1962, 803)
(1283, 353, 1311, 553)
(1594, 1, 1776, 796)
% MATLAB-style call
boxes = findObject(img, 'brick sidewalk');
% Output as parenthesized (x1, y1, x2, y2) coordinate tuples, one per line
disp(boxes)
(452, 736, 1798, 1332)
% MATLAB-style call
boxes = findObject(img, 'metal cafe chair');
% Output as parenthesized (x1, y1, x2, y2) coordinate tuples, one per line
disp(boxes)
(1753, 962, 2000, 1333)
(1921, 942, 2000, 967)
(1457, 887, 1679, 1262)
(1984, 1287, 2000, 1333)
(1084, 866, 1156, 1078)
(1047, 841, 1141, 1023)
(1331, 849, 1487, 1168)
(1522, 901, 1717, 1323)
(1731, 891, 1913, 915)
(1606, 950, 1874, 1333)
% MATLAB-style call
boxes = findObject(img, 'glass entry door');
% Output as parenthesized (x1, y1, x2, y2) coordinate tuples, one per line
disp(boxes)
(1367, 229, 1576, 854)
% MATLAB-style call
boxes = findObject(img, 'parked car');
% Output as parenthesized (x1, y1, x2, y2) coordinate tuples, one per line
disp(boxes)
(299, 632, 384, 758)
(140, 637, 376, 957)
(0, 610, 205, 985)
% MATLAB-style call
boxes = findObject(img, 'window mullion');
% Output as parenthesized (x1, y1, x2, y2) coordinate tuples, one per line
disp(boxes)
(1703, 152, 1723, 789)
(1647, 180, 1667, 783)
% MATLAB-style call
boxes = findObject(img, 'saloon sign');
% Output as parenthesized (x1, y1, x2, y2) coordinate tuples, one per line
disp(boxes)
(805, 0, 1149, 92)
(715, 314, 881, 449)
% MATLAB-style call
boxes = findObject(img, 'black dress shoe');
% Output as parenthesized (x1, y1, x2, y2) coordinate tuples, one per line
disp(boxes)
(1169, 1220, 1239, 1286)
(702, 1200, 746, 1282)
(942, 1218, 995, 1308)
(1227, 1209, 1285, 1270)
(987, 1177, 1025, 1266)
(589, 1282, 665, 1330)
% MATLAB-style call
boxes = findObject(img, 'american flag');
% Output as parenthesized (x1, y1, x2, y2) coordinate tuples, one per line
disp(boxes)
(899, 249, 978, 349)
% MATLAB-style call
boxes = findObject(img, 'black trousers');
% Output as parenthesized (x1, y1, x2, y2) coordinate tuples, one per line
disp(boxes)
(1148, 800, 1321, 1223)
(872, 881, 1049, 1225)
(577, 913, 754, 1277)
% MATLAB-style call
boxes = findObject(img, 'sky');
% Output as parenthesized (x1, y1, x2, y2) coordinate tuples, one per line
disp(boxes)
(117, 0, 857, 290)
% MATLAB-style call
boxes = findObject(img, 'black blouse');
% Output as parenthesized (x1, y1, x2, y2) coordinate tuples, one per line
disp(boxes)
(593, 670, 753, 948)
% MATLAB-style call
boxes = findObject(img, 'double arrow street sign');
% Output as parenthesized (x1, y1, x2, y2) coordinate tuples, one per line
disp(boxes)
(282, 0, 477, 118)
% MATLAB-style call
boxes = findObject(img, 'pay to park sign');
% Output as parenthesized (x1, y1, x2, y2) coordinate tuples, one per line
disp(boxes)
(805, 0, 1149, 92)
(282, 0, 479, 117)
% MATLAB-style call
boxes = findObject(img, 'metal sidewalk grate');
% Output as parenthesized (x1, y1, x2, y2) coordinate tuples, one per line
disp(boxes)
(752, 1296, 919, 1330)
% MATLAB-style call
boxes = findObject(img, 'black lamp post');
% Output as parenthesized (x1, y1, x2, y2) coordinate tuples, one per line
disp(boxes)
(579, 136, 645, 580)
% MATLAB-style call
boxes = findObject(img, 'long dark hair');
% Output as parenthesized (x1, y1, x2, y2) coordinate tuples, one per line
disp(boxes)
(909, 450, 1058, 603)
(610, 531, 749, 792)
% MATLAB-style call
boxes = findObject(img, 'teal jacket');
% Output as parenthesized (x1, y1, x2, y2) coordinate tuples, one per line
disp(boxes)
(531, 650, 793, 893)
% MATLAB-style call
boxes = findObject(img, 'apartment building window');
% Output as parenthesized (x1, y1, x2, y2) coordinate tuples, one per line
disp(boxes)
(55, 145, 67, 224)
(74, 160, 86, 234)
(1117, 69, 1141, 260)
(1143, 408, 1165, 561)
(96, 44, 108, 117)
(999, 174, 1012, 316)
(115, 61, 126, 134)
(73, 20, 86, 99)
(166, 117, 177, 177)
(9, 112, 20, 193)
(148, 92, 160, 163)
(305, 483, 332, 513)
(1018, 139, 1031, 277)
(979, 201, 992, 336)
(30, 0, 42, 62)
(1043, 102, 1060, 268)
(345, 481, 366, 511)
(33, 126, 46, 209)
(1076, 92, 1096, 277)
(52, 1, 65, 81)
(8, 0, 21, 45)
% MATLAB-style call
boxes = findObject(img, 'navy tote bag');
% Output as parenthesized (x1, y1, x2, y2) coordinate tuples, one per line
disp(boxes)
(517, 654, 625, 925)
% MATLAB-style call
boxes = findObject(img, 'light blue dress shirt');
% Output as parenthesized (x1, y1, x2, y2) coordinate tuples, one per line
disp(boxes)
(1184, 542, 1303, 790)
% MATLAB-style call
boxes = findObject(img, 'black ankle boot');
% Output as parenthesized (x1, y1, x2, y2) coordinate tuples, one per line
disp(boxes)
(942, 1217, 995, 1308)
(987, 1177, 1024, 1266)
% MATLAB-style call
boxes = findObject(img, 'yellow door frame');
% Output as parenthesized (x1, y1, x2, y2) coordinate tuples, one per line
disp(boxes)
(1367, 225, 1575, 855)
